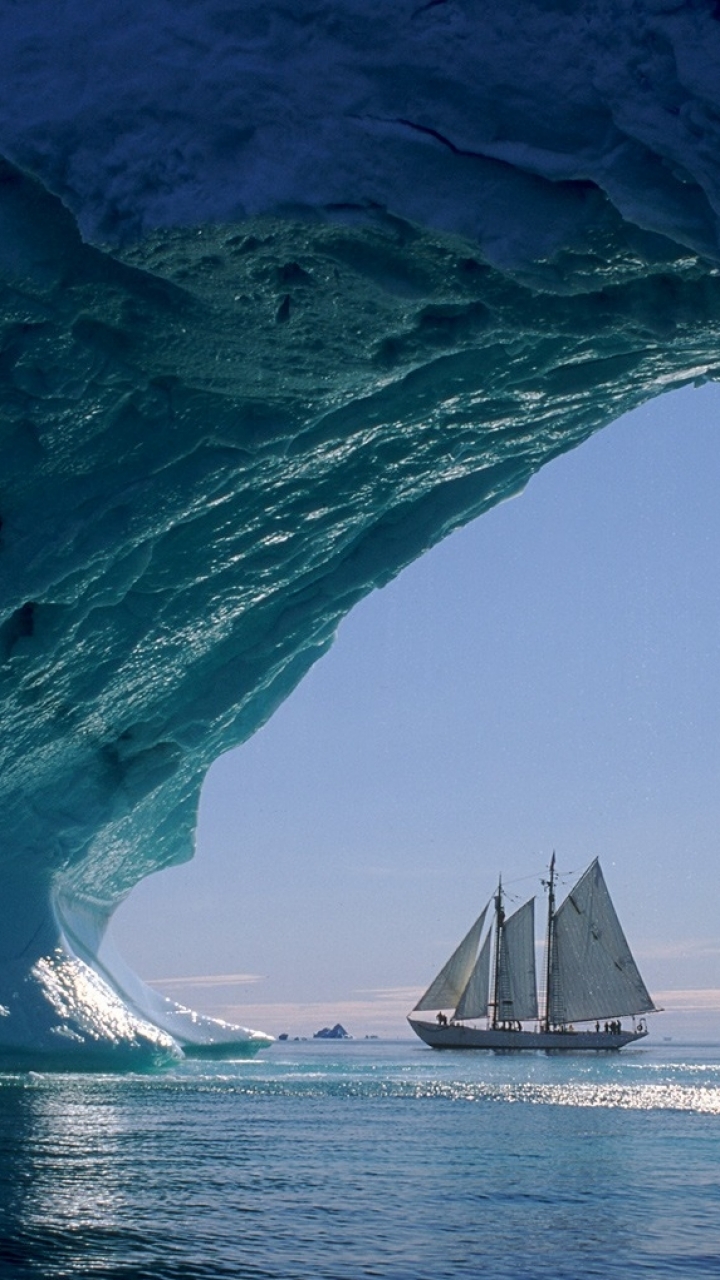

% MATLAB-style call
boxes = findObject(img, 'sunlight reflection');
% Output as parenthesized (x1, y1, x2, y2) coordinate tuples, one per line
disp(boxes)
(22, 1083, 126, 1233)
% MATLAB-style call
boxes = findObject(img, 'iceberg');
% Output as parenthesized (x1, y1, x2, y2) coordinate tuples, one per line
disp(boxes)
(0, 0, 719, 1066)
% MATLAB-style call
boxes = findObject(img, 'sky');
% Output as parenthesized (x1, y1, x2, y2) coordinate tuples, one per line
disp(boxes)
(112, 382, 720, 1042)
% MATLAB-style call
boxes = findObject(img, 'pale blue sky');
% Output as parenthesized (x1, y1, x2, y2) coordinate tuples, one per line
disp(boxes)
(113, 383, 720, 1040)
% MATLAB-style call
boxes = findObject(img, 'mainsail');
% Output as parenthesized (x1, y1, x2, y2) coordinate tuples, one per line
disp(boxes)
(548, 859, 655, 1025)
(454, 929, 493, 1021)
(413, 905, 488, 1012)
(496, 897, 538, 1022)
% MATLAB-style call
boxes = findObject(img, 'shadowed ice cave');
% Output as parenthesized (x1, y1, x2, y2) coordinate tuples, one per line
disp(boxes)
(1, 0, 720, 1065)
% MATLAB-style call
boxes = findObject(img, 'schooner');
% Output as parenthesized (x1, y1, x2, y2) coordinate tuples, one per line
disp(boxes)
(408, 856, 657, 1051)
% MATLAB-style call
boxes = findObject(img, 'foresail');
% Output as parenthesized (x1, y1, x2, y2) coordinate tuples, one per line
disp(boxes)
(413, 905, 488, 1012)
(454, 929, 492, 1021)
(550, 859, 655, 1024)
(496, 897, 538, 1022)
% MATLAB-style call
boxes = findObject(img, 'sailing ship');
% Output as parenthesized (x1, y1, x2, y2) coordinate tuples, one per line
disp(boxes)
(408, 856, 657, 1050)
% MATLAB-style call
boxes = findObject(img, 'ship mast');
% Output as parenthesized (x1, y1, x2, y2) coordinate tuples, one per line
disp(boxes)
(542, 853, 556, 1032)
(490, 877, 505, 1030)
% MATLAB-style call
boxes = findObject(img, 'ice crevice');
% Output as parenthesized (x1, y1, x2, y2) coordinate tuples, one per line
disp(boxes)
(0, 0, 719, 1065)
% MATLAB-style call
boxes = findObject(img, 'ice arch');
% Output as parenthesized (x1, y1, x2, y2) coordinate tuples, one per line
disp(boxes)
(0, 0, 719, 1065)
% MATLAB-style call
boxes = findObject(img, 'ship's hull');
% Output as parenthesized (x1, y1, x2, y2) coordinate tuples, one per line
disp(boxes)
(408, 1019, 648, 1051)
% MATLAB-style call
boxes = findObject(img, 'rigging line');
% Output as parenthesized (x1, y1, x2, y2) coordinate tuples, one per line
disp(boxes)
(502, 867, 549, 889)
(503, 859, 584, 891)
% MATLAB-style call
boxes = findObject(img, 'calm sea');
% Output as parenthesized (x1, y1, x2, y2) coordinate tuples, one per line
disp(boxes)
(0, 1039, 719, 1279)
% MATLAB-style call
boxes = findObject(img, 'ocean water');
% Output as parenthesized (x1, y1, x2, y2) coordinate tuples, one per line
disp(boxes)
(1, 1040, 719, 1280)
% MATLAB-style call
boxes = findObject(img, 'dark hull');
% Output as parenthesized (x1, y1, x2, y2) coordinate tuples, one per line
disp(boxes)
(408, 1018, 648, 1051)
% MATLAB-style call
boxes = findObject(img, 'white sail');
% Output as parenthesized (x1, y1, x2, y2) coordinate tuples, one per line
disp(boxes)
(413, 905, 488, 1012)
(496, 897, 538, 1023)
(454, 929, 492, 1021)
(549, 859, 655, 1024)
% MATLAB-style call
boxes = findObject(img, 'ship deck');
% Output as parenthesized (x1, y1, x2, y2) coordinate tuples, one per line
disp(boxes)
(409, 1019, 649, 1051)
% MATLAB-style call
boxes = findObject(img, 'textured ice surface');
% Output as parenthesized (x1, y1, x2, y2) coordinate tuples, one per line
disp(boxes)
(1, 0, 720, 1064)
(3, 0, 720, 272)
